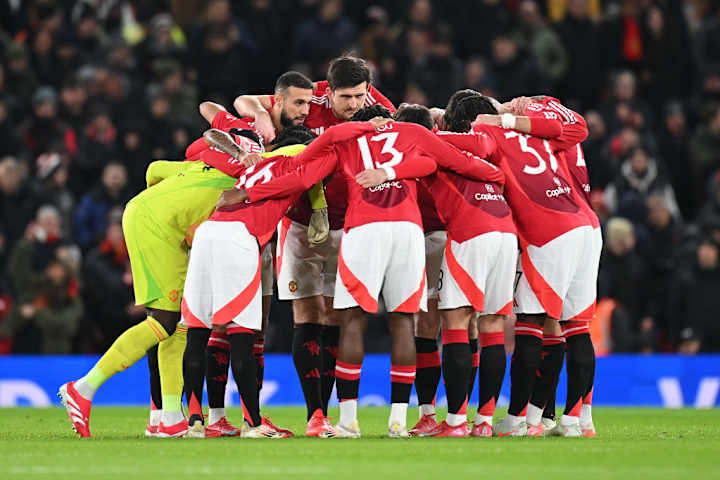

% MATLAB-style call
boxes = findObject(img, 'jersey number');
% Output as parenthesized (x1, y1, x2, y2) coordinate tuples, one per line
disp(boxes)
(236, 161, 275, 188)
(357, 132, 404, 170)
(504, 131, 558, 175)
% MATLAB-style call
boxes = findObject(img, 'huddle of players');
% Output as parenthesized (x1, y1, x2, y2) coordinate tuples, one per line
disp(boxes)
(184, 57, 598, 438)
(58, 54, 598, 439)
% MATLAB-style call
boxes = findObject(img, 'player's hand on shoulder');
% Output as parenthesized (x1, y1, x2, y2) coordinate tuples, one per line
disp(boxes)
(472, 114, 502, 128)
(254, 112, 276, 144)
(217, 188, 249, 208)
(356, 168, 389, 188)
(240, 153, 263, 167)
(507, 96, 532, 115)
(370, 117, 393, 129)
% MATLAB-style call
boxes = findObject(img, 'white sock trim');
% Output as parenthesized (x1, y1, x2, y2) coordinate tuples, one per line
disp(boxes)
(208, 407, 226, 425)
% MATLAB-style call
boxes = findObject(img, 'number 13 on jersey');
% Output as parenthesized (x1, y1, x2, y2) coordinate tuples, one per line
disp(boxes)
(357, 132, 404, 170)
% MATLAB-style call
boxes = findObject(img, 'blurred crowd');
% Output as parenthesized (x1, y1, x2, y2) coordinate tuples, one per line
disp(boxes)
(1, 0, 720, 354)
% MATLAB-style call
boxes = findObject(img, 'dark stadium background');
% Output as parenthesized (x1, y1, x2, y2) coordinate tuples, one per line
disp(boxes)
(1, 0, 720, 355)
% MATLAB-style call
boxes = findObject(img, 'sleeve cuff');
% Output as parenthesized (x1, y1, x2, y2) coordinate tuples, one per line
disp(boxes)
(380, 165, 396, 181)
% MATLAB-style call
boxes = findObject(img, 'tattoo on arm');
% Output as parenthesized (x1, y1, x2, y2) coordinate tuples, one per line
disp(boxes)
(203, 129, 246, 160)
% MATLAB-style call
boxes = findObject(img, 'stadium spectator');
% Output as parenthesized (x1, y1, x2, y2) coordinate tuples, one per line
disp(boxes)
(33, 152, 75, 240)
(583, 110, 617, 190)
(72, 105, 118, 191)
(658, 101, 693, 218)
(293, 0, 358, 76)
(0, 157, 37, 249)
(511, 0, 568, 88)
(671, 239, 720, 352)
(8, 205, 64, 303)
(635, 194, 683, 342)
(74, 161, 131, 250)
(554, 0, 602, 109)
(0, 97, 23, 158)
(22, 86, 76, 160)
(696, 173, 720, 227)
(689, 103, 720, 203)
(0, 258, 81, 353)
(604, 145, 680, 223)
(489, 34, 547, 100)
(407, 25, 463, 107)
(5, 43, 38, 110)
(58, 78, 89, 134)
(597, 217, 651, 352)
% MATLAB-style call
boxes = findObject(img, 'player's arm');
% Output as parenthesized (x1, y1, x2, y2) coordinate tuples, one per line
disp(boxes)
(145, 160, 193, 187)
(245, 122, 373, 201)
(203, 129, 259, 166)
(233, 94, 275, 143)
(199, 101, 226, 124)
(418, 129, 504, 184)
(471, 113, 563, 138)
(355, 153, 437, 188)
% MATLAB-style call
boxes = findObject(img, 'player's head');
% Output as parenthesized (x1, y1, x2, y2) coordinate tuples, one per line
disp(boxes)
(350, 104, 392, 122)
(445, 94, 497, 133)
(394, 103, 433, 130)
(274, 71, 313, 128)
(442, 89, 480, 130)
(269, 125, 316, 150)
(326, 55, 372, 121)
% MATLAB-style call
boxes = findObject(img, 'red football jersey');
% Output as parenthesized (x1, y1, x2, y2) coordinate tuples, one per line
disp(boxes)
(184, 111, 264, 178)
(210, 156, 301, 247)
(285, 80, 397, 230)
(246, 122, 504, 232)
(523, 97, 599, 228)
(421, 168, 515, 243)
(417, 183, 445, 233)
(438, 125, 591, 247)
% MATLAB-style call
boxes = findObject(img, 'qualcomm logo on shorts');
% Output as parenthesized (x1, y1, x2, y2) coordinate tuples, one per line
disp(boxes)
(657, 377, 720, 408)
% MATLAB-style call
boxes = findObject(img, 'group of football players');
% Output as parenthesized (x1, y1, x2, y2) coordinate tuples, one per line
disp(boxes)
(59, 54, 598, 440)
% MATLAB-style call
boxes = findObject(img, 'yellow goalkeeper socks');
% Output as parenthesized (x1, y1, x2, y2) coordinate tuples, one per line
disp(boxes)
(158, 324, 187, 414)
(75, 317, 169, 400)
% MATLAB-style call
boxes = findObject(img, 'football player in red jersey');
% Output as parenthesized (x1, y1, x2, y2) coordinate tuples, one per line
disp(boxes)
(390, 104, 517, 437)
(227, 105, 503, 438)
(410, 90, 485, 436)
(478, 95, 600, 437)
(234, 57, 396, 436)
(440, 94, 595, 437)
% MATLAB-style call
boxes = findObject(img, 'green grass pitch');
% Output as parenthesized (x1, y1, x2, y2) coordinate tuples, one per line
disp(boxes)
(1, 407, 718, 479)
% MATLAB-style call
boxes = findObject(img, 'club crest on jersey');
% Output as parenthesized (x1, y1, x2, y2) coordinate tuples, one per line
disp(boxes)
(362, 180, 408, 208)
(168, 290, 179, 303)
(288, 280, 298, 293)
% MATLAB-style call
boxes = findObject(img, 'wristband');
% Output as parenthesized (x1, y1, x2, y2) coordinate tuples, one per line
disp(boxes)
(501, 113, 517, 130)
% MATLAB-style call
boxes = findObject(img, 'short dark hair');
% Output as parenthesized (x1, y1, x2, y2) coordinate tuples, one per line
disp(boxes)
(446, 95, 497, 133)
(271, 125, 316, 149)
(394, 104, 433, 130)
(274, 71, 313, 95)
(443, 89, 481, 129)
(350, 105, 392, 122)
(327, 56, 372, 90)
